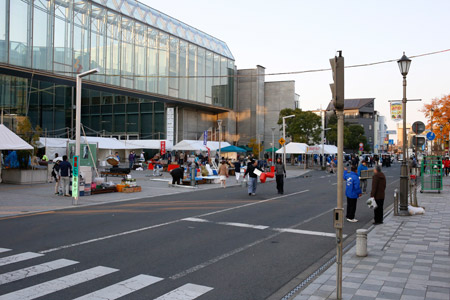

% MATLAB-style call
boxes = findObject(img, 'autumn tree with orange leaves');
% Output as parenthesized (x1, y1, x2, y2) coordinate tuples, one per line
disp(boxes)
(421, 94, 450, 147)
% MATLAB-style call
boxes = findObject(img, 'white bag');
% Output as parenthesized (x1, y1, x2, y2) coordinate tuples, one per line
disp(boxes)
(366, 197, 378, 209)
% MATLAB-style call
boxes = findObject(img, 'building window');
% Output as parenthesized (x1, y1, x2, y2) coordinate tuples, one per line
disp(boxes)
(369, 125, 372, 130)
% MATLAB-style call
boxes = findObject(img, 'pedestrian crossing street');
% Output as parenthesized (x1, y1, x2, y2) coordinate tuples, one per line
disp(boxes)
(0, 247, 213, 300)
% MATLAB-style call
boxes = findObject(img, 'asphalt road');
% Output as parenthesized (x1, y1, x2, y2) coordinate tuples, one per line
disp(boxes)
(0, 164, 401, 300)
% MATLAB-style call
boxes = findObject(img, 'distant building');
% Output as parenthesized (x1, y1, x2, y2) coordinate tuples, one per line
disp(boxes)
(375, 114, 388, 153)
(326, 98, 376, 151)
(236, 66, 297, 147)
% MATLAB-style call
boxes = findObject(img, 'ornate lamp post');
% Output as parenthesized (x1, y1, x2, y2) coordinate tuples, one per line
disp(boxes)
(397, 53, 411, 216)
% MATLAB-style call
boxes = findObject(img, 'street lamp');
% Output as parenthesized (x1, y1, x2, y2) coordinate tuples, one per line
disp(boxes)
(217, 119, 222, 163)
(74, 68, 98, 205)
(397, 52, 411, 216)
(282, 115, 295, 170)
(271, 127, 276, 166)
(430, 108, 434, 155)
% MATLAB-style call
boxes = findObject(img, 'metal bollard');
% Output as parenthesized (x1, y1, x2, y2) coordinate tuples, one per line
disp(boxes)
(356, 229, 368, 257)
(394, 188, 399, 216)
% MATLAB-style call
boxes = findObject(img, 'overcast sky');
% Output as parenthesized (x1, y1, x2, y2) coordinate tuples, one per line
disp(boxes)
(143, 0, 450, 135)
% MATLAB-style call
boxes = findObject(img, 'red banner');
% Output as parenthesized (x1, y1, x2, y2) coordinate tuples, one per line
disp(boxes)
(160, 141, 166, 155)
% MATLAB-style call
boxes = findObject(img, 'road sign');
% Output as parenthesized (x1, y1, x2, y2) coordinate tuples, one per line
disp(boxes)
(386, 130, 396, 135)
(426, 131, 436, 141)
(412, 121, 425, 135)
(72, 156, 79, 198)
(359, 143, 364, 147)
(389, 139, 394, 145)
(413, 136, 426, 147)
(279, 137, 286, 145)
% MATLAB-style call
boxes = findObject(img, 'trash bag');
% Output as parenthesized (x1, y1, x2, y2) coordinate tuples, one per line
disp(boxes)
(366, 197, 377, 209)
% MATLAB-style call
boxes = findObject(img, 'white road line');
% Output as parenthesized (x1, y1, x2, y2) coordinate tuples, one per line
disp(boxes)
(170, 206, 335, 280)
(74, 274, 163, 300)
(273, 228, 345, 238)
(216, 222, 269, 230)
(198, 189, 310, 218)
(0, 248, 11, 253)
(0, 266, 118, 300)
(39, 190, 309, 254)
(0, 252, 44, 267)
(153, 283, 213, 300)
(0, 259, 78, 285)
(332, 183, 338, 185)
(182, 218, 210, 223)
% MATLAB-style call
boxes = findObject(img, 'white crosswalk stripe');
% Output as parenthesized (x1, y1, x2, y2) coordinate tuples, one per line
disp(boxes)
(73, 274, 163, 300)
(0, 266, 118, 300)
(153, 283, 213, 300)
(0, 252, 44, 267)
(0, 248, 11, 254)
(0, 258, 78, 285)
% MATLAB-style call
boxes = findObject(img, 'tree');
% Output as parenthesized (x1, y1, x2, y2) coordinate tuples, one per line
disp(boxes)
(248, 138, 263, 158)
(278, 108, 321, 144)
(16, 117, 42, 151)
(421, 94, 450, 142)
(326, 114, 370, 152)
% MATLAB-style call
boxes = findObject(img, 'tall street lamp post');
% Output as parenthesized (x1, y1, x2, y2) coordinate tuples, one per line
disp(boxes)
(74, 68, 98, 205)
(271, 127, 276, 166)
(430, 108, 434, 155)
(282, 115, 295, 170)
(217, 119, 222, 163)
(397, 53, 411, 216)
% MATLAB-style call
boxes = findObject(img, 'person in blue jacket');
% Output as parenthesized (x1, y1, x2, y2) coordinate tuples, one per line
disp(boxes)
(357, 161, 369, 193)
(344, 165, 362, 222)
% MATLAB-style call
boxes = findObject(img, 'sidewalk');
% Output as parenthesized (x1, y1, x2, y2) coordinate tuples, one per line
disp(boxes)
(293, 176, 450, 300)
(0, 166, 310, 218)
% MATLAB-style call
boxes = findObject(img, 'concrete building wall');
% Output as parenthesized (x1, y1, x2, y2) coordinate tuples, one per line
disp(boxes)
(236, 66, 265, 145)
(263, 81, 296, 147)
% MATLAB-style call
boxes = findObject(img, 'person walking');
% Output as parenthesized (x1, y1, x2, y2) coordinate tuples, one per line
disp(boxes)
(344, 165, 362, 222)
(233, 159, 241, 183)
(371, 165, 386, 225)
(275, 157, 286, 194)
(357, 161, 369, 193)
(443, 157, 450, 176)
(244, 159, 259, 196)
(170, 166, 184, 185)
(179, 152, 185, 166)
(128, 151, 135, 169)
(58, 155, 72, 197)
(51, 157, 61, 194)
(218, 160, 229, 188)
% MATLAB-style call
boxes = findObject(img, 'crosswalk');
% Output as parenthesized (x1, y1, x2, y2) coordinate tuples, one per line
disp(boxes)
(0, 247, 213, 299)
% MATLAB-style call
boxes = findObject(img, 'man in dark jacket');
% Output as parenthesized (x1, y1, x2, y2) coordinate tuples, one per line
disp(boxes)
(371, 165, 386, 225)
(344, 165, 362, 222)
(59, 155, 72, 197)
(170, 166, 184, 185)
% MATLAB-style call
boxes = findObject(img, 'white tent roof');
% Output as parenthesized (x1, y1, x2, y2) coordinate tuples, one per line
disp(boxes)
(0, 124, 33, 150)
(37, 137, 73, 148)
(123, 139, 173, 151)
(306, 144, 338, 154)
(275, 142, 308, 154)
(173, 140, 231, 152)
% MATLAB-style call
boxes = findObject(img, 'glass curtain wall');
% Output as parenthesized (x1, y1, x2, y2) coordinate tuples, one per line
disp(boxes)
(1, 0, 234, 109)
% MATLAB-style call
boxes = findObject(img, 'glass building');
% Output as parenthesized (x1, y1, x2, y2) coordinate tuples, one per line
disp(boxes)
(0, 0, 235, 139)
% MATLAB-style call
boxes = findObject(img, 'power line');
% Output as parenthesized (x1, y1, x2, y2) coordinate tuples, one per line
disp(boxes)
(52, 48, 450, 79)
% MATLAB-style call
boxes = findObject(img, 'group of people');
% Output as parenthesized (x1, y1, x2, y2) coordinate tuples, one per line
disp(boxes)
(344, 163, 386, 225)
(51, 153, 73, 197)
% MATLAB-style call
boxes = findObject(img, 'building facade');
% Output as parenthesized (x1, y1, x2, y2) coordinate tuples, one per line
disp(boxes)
(326, 98, 376, 151)
(235, 66, 297, 147)
(0, 0, 235, 143)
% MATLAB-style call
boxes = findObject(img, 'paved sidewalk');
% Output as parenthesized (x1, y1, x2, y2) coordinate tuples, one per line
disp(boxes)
(293, 176, 450, 300)
(0, 166, 310, 218)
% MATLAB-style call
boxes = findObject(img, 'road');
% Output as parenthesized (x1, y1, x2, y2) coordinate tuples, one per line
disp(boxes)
(0, 165, 400, 300)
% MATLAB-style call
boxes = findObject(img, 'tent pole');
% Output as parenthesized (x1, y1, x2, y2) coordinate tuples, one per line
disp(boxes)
(81, 124, 99, 178)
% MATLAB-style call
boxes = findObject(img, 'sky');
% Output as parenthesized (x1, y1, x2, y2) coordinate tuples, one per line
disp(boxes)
(143, 0, 450, 136)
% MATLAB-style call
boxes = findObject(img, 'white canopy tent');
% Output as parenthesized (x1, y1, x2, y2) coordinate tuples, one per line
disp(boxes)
(275, 142, 308, 154)
(173, 140, 231, 152)
(0, 124, 34, 150)
(306, 145, 338, 155)
(124, 140, 173, 151)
